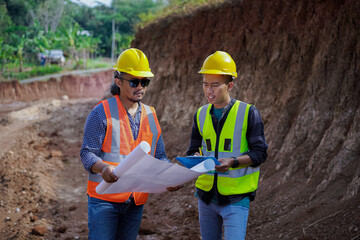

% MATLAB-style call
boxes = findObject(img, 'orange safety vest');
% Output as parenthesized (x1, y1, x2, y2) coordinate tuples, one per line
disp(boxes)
(87, 95, 161, 205)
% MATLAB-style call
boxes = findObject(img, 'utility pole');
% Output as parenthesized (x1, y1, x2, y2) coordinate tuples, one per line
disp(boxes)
(111, 18, 115, 63)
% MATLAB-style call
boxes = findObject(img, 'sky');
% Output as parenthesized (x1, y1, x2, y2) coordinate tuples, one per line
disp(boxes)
(71, 0, 112, 7)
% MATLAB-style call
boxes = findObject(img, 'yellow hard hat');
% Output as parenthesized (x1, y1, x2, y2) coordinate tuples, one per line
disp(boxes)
(198, 51, 237, 78)
(113, 48, 154, 77)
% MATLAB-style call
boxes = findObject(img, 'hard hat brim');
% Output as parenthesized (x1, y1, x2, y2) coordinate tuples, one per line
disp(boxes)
(114, 68, 155, 78)
(198, 69, 237, 78)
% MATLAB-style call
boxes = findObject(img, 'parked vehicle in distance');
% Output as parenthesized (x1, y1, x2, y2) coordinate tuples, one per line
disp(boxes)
(38, 49, 66, 66)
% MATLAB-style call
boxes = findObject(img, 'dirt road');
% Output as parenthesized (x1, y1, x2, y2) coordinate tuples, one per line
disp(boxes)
(0, 98, 92, 239)
(0, 97, 201, 240)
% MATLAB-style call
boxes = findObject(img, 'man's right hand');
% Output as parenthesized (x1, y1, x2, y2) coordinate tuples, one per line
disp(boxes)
(91, 161, 119, 183)
(101, 165, 118, 183)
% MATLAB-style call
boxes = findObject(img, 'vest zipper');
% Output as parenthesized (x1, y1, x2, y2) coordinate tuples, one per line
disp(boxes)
(213, 111, 225, 195)
(212, 103, 233, 197)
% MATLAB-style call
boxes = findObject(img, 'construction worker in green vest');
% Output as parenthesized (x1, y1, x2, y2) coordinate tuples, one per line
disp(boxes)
(186, 51, 268, 240)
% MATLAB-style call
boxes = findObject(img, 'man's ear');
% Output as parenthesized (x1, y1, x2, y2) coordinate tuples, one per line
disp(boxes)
(114, 78, 122, 88)
(228, 81, 234, 91)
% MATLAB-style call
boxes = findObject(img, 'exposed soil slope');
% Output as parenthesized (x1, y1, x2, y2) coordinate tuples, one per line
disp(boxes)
(0, 70, 113, 104)
(0, 0, 359, 239)
(133, 0, 360, 239)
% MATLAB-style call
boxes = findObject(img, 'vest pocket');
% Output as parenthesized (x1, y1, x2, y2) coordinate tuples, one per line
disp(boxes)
(206, 139, 212, 151)
(224, 138, 231, 151)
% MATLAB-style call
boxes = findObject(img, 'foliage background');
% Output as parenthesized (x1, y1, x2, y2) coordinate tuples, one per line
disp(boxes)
(0, 0, 164, 79)
(0, 0, 225, 80)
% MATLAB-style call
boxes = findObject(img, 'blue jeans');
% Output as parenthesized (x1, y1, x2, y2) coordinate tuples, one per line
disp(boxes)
(198, 199, 249, 240)
(88, 196, 144, 240)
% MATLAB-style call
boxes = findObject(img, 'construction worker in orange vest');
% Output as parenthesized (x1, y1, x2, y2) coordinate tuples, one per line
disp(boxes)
(80, 48, 182, 240)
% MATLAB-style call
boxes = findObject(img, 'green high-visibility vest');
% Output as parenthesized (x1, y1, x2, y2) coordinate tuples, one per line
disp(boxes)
(195, 100, 260, 196)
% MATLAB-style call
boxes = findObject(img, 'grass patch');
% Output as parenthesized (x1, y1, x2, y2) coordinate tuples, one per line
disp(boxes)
(86, 57, 112, 69)
(1, 65, 62, 81)
(0, 57, 111, 82)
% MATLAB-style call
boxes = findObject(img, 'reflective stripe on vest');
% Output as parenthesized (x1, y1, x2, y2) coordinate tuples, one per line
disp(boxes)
(195, 100, 260, 196)
(87, 95, 161, 204)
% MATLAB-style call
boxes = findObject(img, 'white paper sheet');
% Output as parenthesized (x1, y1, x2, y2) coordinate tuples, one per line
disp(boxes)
(96, 141, 215, 194)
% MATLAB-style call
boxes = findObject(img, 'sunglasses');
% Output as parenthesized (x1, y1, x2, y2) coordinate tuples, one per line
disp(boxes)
(119, 76, 151, 88)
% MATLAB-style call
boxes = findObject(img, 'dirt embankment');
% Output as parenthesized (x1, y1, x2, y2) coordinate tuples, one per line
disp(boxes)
(0, 0, 359, 239)
(133, 0, 360, 239)
(0, 70, 113, 104)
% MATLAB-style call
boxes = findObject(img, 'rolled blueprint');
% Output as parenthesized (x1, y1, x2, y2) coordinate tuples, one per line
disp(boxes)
(95, 141, 151, 194)
(112, 141, 150, 176)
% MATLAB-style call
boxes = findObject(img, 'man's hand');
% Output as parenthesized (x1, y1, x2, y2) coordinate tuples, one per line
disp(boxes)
(215, 158, 234, 173)
(101, 165, 118, 183)
(167, 185, 184, 192)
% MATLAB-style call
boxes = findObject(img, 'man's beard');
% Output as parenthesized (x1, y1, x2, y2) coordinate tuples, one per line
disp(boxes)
(130, 90, 144, 102)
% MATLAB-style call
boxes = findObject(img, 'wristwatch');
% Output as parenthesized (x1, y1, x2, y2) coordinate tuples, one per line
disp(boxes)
(232, 157, 239, 168)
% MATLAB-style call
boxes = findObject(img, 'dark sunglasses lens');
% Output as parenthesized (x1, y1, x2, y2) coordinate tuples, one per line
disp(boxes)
(128, 80, 140, 88)
(126, 79, 150, 88)
(141, 79, 150, 87)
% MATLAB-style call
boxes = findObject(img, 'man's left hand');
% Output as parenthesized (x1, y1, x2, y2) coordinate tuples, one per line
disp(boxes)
(215, 158, 234, 173)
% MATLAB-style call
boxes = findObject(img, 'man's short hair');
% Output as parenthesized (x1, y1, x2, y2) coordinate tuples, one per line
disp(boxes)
(225, 75, 234, 84)
(110, 71, 122, 95)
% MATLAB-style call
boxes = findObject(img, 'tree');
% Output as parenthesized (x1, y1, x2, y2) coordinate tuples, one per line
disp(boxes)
(68, 0, 164, 57)
(77, 34, 92, 69)
(0, 1, 12, 35)
(17, 35, 25, 72)
(112, 0, 162, 33)
(71, 4, 114, 56)
(28, 0, 65, 33)
(11, 33, 26, 72)
(0, 37, 16, 74)
(58, 24, 77, 65)
(115, 32, 134, 55)
(3, 0, 30, 26)
(0, 0, 168, 76)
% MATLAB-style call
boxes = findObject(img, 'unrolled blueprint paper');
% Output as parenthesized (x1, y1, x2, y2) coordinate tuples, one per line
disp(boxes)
(96, 141, 215, 194)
